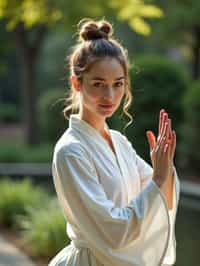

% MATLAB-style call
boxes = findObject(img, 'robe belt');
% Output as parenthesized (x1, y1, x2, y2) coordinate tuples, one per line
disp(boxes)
(71, 240, 174, 266)
(71, 239, 91, 249)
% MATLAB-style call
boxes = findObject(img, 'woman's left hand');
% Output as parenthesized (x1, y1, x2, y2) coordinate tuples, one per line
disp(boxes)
(146, 109, 176, 177)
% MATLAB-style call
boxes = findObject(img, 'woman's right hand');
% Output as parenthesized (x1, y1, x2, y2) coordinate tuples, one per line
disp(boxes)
(146, 110, 176, 188)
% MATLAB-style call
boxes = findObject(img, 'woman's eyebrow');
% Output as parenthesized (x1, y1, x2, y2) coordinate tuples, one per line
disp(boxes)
(91, 76, 125, 81)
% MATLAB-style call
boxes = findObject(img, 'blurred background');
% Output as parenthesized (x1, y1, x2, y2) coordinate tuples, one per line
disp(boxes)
(0, 0, 199, 265)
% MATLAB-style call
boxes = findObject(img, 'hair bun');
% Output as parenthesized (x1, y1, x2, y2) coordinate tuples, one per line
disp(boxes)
(78, 18, 113, 41)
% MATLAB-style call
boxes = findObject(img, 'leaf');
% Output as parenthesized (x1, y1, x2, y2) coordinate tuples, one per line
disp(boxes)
(129, 17, 151, 35)
(138, 5, 164, 18)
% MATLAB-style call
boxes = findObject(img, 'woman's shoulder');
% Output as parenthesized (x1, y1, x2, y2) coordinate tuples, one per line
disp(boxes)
(53, 129, 88, 161)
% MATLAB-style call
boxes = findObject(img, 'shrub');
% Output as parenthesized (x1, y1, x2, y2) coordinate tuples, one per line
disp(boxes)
(178, 80, 200, 174)
(17, 198, 69, 257)
(0, 139, 53, 162)
(0, 177, 50, 228)
(0, 103, 21, 123)
(125, 55, 189, 162)
(38, 89, 68, 143)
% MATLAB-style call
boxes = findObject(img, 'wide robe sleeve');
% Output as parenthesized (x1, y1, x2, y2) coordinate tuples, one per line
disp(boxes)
(121, 135, 181, 265)
(52, 143, 175, 266)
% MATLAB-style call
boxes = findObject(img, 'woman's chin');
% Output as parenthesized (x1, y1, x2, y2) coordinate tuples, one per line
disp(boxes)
(98, 110, 114, 118)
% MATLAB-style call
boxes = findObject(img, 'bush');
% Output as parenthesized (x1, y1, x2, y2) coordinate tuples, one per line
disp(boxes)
(17, 198, 69, 258)
(125, 55, 189, 162)
(0, 177, 50, 228)
(0, 139, 53, 162)
(0, 103, 21, 123)
(178, 80, 200, 174)
(38, 89, 68, 143)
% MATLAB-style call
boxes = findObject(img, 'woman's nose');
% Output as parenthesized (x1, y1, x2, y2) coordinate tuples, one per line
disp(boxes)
(103, 87, 114, 99)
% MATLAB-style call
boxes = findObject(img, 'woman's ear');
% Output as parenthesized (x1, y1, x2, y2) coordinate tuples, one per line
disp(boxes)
(70, 75, 81, 92)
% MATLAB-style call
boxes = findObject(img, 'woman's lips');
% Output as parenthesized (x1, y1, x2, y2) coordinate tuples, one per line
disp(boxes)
(99, 104, 114, 107)
(99, 104, 114, 110)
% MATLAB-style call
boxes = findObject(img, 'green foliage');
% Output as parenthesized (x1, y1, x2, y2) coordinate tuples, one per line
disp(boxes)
(0, 103, 21, 123)
(38, 88, 68, 143)
(17, 198, 69, 257)
(109, 0, 164, 35)
(0, 0, 164, 36)
(179, 80, 200, 173)
(154, 1, 200, 46)
(0, 177, 50, 228)
(162, 1, 200, 30)
(0, 0, 62, 30)
(0, 0, 106, 30)
(126, 55, 189, 161)
(0, 139, 53, 162)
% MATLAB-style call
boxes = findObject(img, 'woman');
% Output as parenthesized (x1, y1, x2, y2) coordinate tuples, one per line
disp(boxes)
(49, 18, 180, 266)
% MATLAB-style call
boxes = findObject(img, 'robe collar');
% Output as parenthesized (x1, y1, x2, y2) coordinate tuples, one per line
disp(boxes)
(69, 113, 109, 140)
(69, 113, 129, 203)
(69, 113, 118, 164)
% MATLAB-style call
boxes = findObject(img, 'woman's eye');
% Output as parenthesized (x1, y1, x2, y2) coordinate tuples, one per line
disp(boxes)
(114, 82, 124, 87)
(93, 82, 103, 88)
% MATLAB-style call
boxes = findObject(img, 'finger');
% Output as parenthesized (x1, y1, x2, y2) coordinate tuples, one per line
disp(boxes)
(159, 109, 165, 136)
(155, 137, 164, 154)
(162, 120, 169, 140)
(156, 131, 167, 154)
(171, 130, 176, 158)
(167, 139, 172, 161)
(165, 120, 170, 140)
(158, 121, 167, 147)
(157, 135, 168, 156)
(159, 113, 168, 141)
(161, 134, 170, 155)
(168, 130, 176, 161)
(168, 120, 173, 158)
(164, 143, 169, 153)
(168, 118, 172, 140)
(146, 131, 156, 151)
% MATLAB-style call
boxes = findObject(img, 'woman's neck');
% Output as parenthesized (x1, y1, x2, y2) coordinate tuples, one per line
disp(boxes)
(78, 110, 107, 136)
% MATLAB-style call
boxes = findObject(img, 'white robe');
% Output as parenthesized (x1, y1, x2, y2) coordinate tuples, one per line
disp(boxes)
(49, 113, 180, 266)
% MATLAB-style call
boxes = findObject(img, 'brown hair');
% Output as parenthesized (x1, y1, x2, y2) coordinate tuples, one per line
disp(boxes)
(63, 18, 134, 131)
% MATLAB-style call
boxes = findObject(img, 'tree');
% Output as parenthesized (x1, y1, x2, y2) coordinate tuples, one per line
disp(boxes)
(155, 0, 200, 79)
(0, 0, 163, 144)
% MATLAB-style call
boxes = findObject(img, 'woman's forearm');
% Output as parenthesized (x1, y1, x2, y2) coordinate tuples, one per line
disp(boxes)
(160, 172, 174, 210)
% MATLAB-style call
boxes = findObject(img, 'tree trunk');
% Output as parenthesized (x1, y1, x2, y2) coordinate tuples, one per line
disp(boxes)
(14, 24, 47, 145)
(192, 26, 200, 80)
(21, 52, 39, 145)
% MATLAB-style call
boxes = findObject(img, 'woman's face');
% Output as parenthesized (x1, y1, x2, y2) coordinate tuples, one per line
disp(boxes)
(72, 57, 126, 120)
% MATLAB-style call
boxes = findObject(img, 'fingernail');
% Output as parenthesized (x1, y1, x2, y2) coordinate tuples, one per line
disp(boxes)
(164, 113, 168, 118)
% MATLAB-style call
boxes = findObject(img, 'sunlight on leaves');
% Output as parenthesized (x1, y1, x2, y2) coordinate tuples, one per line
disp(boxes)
(0, 0, 164, 36)
(129, 16, 151, 35)
(109, 0, 163, 36)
